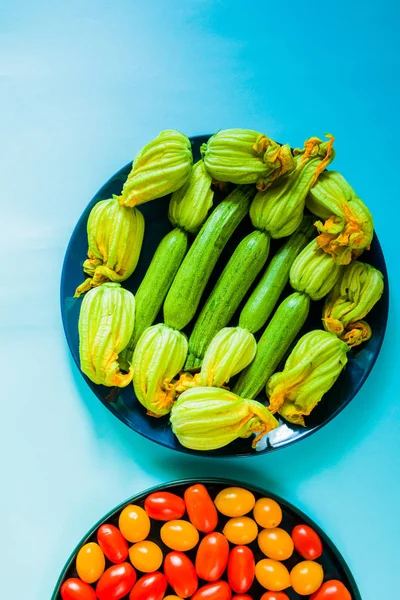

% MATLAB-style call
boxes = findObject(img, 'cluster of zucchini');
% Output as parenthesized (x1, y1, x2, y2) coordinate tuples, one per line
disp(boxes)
(76, 128, 384, 452)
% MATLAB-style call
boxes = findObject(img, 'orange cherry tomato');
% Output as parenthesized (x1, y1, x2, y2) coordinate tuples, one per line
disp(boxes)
(60, 578, 96, 600)
(97, 524, 129, 564)
(255, 559, 290, 591)
(144, 492, 185, 521)
(195, 532, 229, 582)
(310, 580, 352, 600)
(258, 528, 294, 561)
(118, 505, 150, 543)
(260, 594, 290, 600)
(96, 562, 136, 600)
(164, 551, 198, 598)
(253, 498, 282, 529)
(160, 519, 199, 551)
(214, 487, 255, 517)
(290, 560, 324, 595)
(129, 572, 168, 600)
(184, 484, 218, 533)
(129, 540, 163, 572)
(292, 525, 323, 560)
(191, 580, 232, 600)
(164, 597, 183, 600)
(227, 546, 255, 594)
(223, 517, 258, 545)
(76, 542, 105, 583)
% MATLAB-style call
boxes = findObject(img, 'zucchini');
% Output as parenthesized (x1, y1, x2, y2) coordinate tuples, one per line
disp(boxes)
(163, 185, 255, 330)
(239, 216, 315, 333)
(233, 292, 310, 399)
(185, 230, 270, 369)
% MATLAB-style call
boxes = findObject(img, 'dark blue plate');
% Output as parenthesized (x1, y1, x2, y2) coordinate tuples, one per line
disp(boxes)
(51, 478, 361, 600)
(61, 135, 389, 458)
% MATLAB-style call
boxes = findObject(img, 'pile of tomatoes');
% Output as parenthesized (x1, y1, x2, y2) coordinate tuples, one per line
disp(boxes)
(59, 484, 352, 600)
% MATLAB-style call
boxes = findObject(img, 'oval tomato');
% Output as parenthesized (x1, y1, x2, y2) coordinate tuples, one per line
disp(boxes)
(184, 483, 218, 533)
(129, 572, 168, 600)
(292, 525, 323, 560)
(255, 559, 290, 592)
(253, 498, 282, 529)
(195, 532, 229, 582)
(258, 528, 294, 561)
(227, 546, 255, 593)
(290, 560, 324, 595)
(160, 519, 199, 551)
(97, 524, 129, 563)
(129, 540, 163, 573)
(260, 594, 290, 600)
(191, 580, 232, 600)
(118, 505, 150, 543)
(310, 580, 352, 600)
(223, 517, 258, 545)
(96, 562, 136, 600)
(164, 551, 198, 598)
(76, 542, 105, 583)
(60, 578, 96, 600)
(232, 596, 253, 600)
(144, 491, 186, 521)
(214, 487, 255, 517)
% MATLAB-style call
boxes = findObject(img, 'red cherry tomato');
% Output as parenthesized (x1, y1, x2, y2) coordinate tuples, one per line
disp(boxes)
(195, 532, 229, 581)
(310, 580, 352, 600)
(227, 546, 255, 594)
(97, 524, 129, 564)
(144, 492, 186, 521)
(129, 572, 168, 600)
(60, 578, 96, 600)
(260, 594, 290, 600)
(184, 483, 218, 533)
(292, 525, 323, 560)
(232, 596, 253, 600)
(96, 562, 136, 600)
(164, 551, 198, 598)
(191, 580, 232, 600)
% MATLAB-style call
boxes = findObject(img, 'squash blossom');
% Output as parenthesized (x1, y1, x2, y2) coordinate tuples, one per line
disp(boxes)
(323, 261, 384, 346)
(78, 283, 135, 387)
(267, 330, 349, 426)
(119, 130, 193, 207)
(306, 171, 374, 264)
(75, 196, 145, 297)
(290, 239, 343, 300)
(132, 323, 188, 417)
(201, 128, 295, 189)
(170, 387, 278, 451)
(250, 135, 335, 238)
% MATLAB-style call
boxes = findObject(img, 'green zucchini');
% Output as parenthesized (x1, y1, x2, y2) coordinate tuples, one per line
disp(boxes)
(233, 292, 310, 399)
(239, 216, 315, 334)
(185, 230, 270, 369)
(163, 185, 255, 330)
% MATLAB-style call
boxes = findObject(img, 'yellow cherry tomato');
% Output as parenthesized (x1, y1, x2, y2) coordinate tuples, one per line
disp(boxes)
(290, 560, 324, 595)
(76, 542, 105, 583)
(253, 498, 282, 529)
(118, 504, 151, 543)
(222, 516, 258, 545)
(255, 558, 290, 591)
(258, 527, 294, 560)
(160, 519, 200, 551)
(129, 540, 163, 572)
(214, 487, 256, 517)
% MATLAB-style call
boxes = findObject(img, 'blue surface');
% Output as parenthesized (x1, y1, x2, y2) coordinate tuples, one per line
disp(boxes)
(1, 1, 399, 598)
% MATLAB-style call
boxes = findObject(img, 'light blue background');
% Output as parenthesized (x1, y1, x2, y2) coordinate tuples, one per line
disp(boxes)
(1, 1, 399, 598)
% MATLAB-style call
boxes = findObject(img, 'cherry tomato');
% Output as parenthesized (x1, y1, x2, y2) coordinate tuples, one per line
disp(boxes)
(128, 540, 163, 572)
(290, 560, 324, 595)
(184, 483, 218, 533)
(258, 528, 294, 561)
(223, 517, 258, 545)
(232, 596, 253, 600)
(164, 597, 183, 600)
(97, 524, 129, 563)
(260, 594, 290, 600)
(76, 542, 105, 584)
(195, 532, 229, 582)
(60, 578, 96, 600)
(191, 580, 232, 600)
(227, 546, 255, 593)
(310, 579, 352, 600)
(96, 562, 136, 600)
(214, 487, 255, 517)
(160, 519, 199, 551)
(144, 491, 186, 521)
(164, 551, 198, 598)
(129, 572, 168, 600)
(253, 498, 282, 529)
(292, 525, 323, 560)
(255, 559, 290, 591)
(118, 505, 150, 543)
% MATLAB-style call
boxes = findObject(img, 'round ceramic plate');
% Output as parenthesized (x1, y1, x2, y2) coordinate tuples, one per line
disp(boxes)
(52, 478, 361, 600)
(61, 134, 389, 457)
